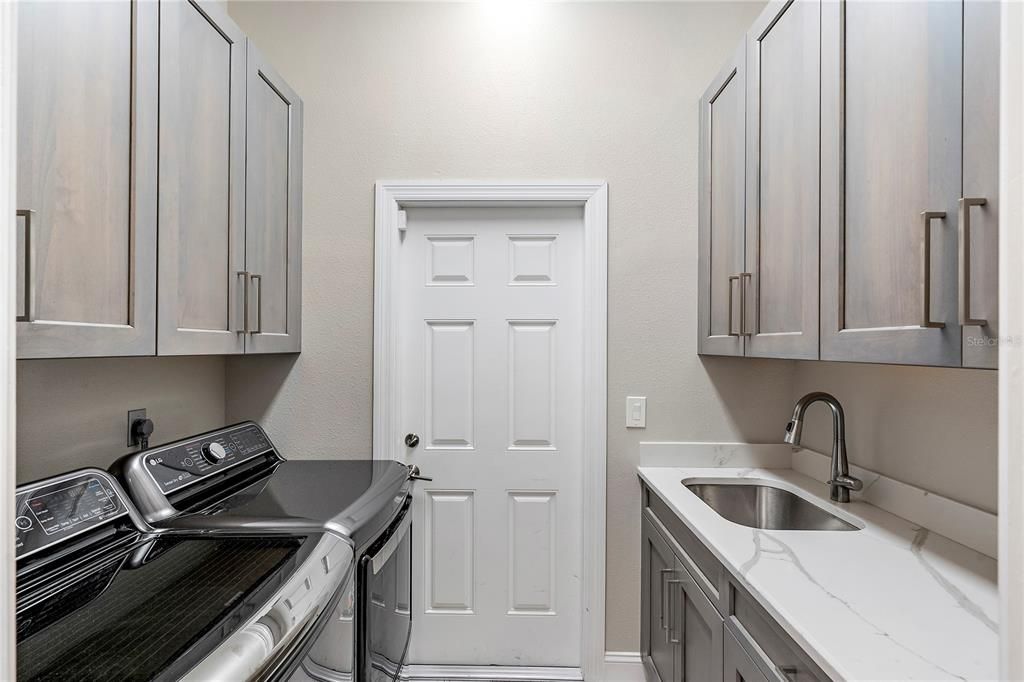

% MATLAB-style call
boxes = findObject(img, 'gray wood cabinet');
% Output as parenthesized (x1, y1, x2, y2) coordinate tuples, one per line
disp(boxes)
(699, 0, 1000, 369)
(15, 0, 157, 359)
(16, 0, 302, 359)
(676, 569, 724, 681)
(642, 514, 725, 682)
(642, 515, 679, 682)
(698, 41, 746, 357)
(821, 0, 963, 366)
(243, 42, 303, 354)
(157, 0, 247, 356)
(724, 627, 771, 682)
(961, 0, 1001, 369)
(642, 484, 831, 682)
(743, 0, 819, 360)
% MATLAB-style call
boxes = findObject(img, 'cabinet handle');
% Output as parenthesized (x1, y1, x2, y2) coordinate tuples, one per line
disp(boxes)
(666, 579, 682, 644)
(920, 211, 947, 329)
(659, 568, 674, 630)
(249, 273, 263, 334)
(727, 275, 741, 336)
(740, 272, 752, 336)
(16, 210, 34, 322)
(959, 198, 988, 327)
(236, 271, 250, 332)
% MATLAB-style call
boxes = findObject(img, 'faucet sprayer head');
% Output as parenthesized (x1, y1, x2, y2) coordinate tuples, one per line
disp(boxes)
(784, 418, 802, 445)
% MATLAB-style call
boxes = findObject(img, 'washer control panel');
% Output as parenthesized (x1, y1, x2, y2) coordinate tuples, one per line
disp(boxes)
(16, 470, 129, 560)
(142, 423, 273, 495)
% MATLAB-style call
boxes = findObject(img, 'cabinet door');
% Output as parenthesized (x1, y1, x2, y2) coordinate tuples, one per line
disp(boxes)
(16, 1, 157, 358)
(821, 1, 962, 365)
(724, 628, 771, 682)
(743, 0, 819, 360)
(961, 1, 1000, 368)
(675, 569, 724, 681)
(642, 517, 678, 682)
(157, 0, 246, 355)
(698, 42, 746, 357)
(243, 42, 303, 354)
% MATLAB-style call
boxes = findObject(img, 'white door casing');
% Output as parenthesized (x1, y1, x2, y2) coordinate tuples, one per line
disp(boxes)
(373, 182, 607, 678)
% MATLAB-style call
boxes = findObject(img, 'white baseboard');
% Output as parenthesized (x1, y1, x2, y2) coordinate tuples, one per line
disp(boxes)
(401, 665, 583, 681)
(602, 652, 644, 682)
(399, 653, 642, 682)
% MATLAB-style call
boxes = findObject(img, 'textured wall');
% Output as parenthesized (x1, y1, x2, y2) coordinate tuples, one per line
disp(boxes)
(792, 362, 997, 513)
(223, 0, 998, 654)
(224, 0, 775, 652)
(17, 357, 226, 483)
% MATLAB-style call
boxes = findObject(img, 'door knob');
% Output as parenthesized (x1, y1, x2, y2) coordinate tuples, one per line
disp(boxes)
(404, 433, 420, 448)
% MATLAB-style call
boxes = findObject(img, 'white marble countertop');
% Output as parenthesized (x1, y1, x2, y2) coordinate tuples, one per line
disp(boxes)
(639, 466, 999, 681)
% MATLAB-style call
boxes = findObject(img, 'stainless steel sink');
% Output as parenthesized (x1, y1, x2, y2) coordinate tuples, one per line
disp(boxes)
(684, 481, 859, 531)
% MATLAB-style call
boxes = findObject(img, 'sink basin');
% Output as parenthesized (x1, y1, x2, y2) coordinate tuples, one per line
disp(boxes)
(684, 481, 859, 531)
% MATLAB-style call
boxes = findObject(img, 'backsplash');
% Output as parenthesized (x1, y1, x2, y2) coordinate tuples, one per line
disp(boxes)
(792, 362, 997, 514)
(16, 356, 227, 484)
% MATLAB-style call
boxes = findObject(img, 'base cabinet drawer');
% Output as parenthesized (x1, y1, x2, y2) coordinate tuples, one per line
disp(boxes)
(725, 626, 771, 682)
(730, 584, 829, 682)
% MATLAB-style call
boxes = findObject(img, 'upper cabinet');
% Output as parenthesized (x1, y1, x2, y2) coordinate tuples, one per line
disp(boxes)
(243, 43, 303, 354)
(962, 0, 1001, 369)
(16, 1, 157, 359)
(821, 0, 963, 366)
(744, 0, 820, 360)
(157, 0, 247, 356)
(15, 0, 303, 359)
(698, 0, 1000, 369)
(697, 42, 746, 357)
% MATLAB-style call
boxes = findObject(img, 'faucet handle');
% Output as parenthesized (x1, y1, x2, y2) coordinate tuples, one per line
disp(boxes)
(828, 474, 863, 492)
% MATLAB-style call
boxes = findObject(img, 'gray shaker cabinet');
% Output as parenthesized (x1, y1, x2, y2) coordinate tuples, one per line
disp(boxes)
(157, 0, 248, 356)
(743, 0, 820, 360)
(961, 0, 1001, 369)
(724, 627, 771, 682)
(820, 0, 963, 366)
(17, 1, 304, 359)
(243, 42, 303, 354)
(699, 0, 1000, 369)
(642, 484, 831, 682)
(642, 515, 679, 682)
(642, 513, 725, 682)
(16, 0, 158, 359)
(697, 41, 747, 357)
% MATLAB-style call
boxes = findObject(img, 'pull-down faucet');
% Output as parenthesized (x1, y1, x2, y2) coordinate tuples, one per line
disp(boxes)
(783, 392, 863, 503)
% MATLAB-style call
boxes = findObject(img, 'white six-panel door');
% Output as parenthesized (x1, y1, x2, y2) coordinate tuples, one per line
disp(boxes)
(399, 205, 584, 666)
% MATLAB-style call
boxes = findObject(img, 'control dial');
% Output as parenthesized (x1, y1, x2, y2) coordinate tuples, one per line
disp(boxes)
(201, 441, 227, 464)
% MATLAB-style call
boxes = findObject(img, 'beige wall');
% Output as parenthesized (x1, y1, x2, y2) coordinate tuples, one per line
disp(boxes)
(793, 363, 997, 514)
(225, 0, 784, 653)
(7, 0, 999, 659)
(227, 0, 991, 654)
(17, 357, 226, 483)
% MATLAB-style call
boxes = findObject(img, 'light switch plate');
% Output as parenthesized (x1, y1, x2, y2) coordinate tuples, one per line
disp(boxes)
(626, 396, 646, 428)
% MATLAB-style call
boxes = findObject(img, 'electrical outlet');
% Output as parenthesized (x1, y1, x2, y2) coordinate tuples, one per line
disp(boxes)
(127, 408, 147, 447)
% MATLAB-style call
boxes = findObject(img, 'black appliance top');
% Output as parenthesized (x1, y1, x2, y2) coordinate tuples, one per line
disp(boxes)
(18, 533, 309, 682)
(15, 468, 346, 682)
(113, 422, 412, 549)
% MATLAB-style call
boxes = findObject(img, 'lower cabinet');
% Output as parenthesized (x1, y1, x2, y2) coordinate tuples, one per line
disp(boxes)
(724, 626, 770, 682)
(642, 485, 831, 682)
(642, 514, 723, 681)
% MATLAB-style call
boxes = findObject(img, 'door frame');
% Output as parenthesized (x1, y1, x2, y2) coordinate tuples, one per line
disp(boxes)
(372, 181, 608, 680)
